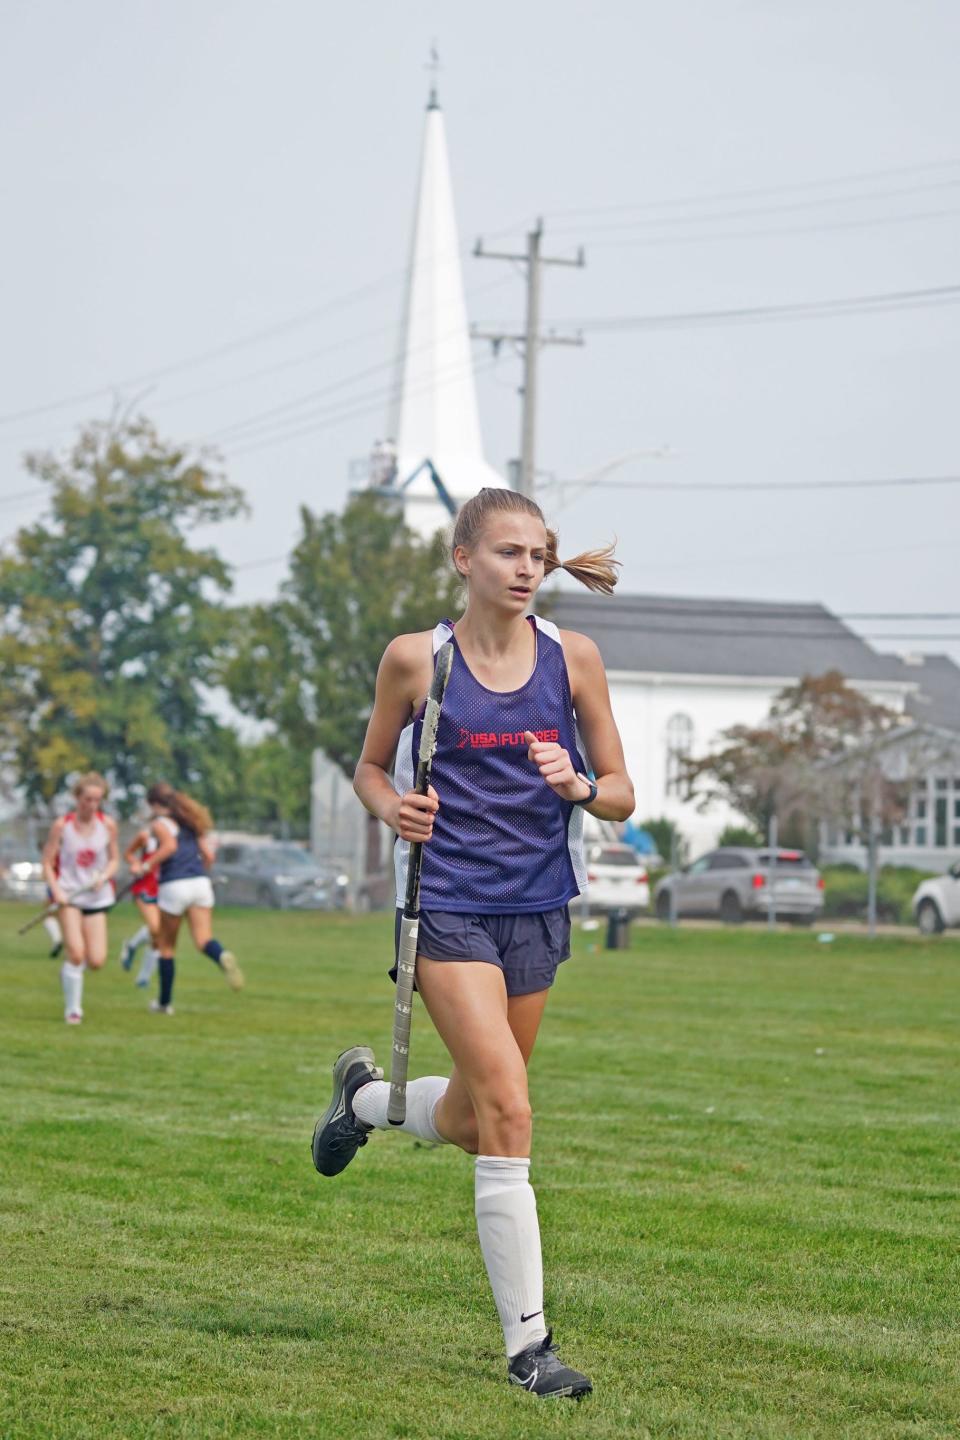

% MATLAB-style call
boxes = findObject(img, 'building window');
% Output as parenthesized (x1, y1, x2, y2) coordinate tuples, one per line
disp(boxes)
(935, 799, 948, 847)
(915, 826, 927, 846)
(899, 826, 910, 846)
(916, 798, 927, 820)
(665, 713, 694, 796)
(935, 777, 949, 792)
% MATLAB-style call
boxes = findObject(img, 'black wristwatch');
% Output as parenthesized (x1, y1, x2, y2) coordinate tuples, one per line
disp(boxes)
(572, 773, 598, 807)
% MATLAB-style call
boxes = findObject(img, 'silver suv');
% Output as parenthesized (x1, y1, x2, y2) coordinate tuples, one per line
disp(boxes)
(211, 843, 348, 909)
(654, 846, 824, 924)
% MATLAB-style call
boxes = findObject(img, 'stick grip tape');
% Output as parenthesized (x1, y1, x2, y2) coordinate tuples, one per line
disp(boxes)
(387, 916, 419, 1124)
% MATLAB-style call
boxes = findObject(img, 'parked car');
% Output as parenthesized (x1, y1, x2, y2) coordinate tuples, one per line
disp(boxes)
(654, 847, 824, 924)
(584, 841, 650, 913)
(912, 862, 960, 934)
(0, 853, 48, 903)
(211, 843, 348, 909)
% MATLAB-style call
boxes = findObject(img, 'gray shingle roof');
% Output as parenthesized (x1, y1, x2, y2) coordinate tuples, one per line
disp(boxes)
(877, 653, 960, 732)
(544, 591, 909, 683)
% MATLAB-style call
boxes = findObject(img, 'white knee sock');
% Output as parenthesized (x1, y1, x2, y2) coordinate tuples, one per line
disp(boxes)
(352, 1076, 448, 1143)
(136, 947, 159, 986)
(128, 924, 150, 951)
(43, 916, 62, 946)
(61, 961, 85, 1016)
(475, 1155, 548, 1357)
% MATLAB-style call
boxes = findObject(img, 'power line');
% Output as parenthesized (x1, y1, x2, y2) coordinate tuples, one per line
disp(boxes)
(233, 553, 290, 573)
(539, 283, 960, 334)
(551, 472, 960, 494)
(155, 274, 513, 420)
(589, 205, 960, 251)
(550, 176, 960, 237)
(215, 353, 494, 453)
(0, 487, 48, 508)
(0, 272, 405, 428)
(543, 156, 960, 223)
(224, 352, 504, 458)
(635, 531, 960, 578)
(205, 283, 513, 446)
(1, 353, 509, 497)
(8, 462, 960, 521)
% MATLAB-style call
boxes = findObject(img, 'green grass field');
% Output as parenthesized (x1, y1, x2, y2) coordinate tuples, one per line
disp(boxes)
(2, 904, 959, 1440)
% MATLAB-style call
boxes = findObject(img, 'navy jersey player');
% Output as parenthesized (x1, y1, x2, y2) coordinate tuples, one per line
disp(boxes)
(138, 782, 243, 1014)
(311, 487, 634, 1399)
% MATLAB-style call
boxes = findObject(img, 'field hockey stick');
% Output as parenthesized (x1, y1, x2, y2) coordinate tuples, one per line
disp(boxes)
(17, 902, 64, 937)
(388, 640, 454, 1126)
(16, 874, 135, 936)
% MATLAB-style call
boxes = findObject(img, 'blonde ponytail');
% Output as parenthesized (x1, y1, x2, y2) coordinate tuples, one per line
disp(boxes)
(452, 488, 620, 594)
(544, 530, 620, 594)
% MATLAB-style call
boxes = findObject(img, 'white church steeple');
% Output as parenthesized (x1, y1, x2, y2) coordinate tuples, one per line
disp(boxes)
(376, 81, 507, 538)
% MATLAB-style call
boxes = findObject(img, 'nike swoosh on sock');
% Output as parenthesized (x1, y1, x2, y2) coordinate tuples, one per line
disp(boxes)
(520, 1310, 543, 1323)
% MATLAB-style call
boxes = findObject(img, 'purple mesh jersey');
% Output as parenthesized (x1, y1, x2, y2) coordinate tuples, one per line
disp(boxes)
(393, 617, 589, 914)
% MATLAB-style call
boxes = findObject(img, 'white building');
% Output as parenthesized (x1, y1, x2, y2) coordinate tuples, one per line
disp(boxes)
(359, 86, 507, 539)
(546, 591, 960, 859)
(818, 656, 960, 872)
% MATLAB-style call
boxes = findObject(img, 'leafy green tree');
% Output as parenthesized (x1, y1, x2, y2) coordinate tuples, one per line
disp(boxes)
(716, 823, 764, 848)
(0, 415, 246, 811)
(218, 736, 312, 835)
(223, 493, 462, 896)
(637, 816, 688, 866)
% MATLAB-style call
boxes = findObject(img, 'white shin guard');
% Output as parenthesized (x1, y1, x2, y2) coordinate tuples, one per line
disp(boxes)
(351, 1076, 448, 1143)
(475, 1155, 548, 1357)
(136, 947, 159, 985)
(60, 960, 85, 1016)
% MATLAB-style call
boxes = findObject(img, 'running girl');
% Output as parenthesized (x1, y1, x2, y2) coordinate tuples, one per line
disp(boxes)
(120, 822, 161, 987)
(42, 772, 119, 1025)
(139, 782, 243, 1014)
(311, 487, 634, 1399)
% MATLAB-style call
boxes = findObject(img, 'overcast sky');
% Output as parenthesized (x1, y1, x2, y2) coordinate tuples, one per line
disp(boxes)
(3, 1, 959, 666)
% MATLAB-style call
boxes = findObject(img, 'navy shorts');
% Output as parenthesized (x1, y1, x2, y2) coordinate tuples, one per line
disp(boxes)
(392, 905, 571, 998)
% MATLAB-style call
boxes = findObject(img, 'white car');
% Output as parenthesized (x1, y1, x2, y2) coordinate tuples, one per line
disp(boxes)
(584, 842, 650, 913)
(912, 862, 960, 934)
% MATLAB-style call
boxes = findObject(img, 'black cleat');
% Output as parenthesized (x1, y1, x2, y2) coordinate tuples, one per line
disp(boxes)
(508, 1331, 592, 1399)
(311, 1045, 381, 1177)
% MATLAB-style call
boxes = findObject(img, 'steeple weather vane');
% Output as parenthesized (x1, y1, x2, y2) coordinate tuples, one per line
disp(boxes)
(426, 41, 440, 109)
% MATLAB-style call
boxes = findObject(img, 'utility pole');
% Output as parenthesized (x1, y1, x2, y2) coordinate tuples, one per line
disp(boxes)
(473, 218, 584, 497)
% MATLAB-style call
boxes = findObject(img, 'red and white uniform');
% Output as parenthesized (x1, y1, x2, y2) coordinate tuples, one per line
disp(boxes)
(58, 812, 113, 910)
(130, 833, 160, 900)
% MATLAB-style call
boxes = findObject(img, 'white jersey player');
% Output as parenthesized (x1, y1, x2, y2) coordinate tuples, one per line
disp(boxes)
(42, 772, 119, 1024)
